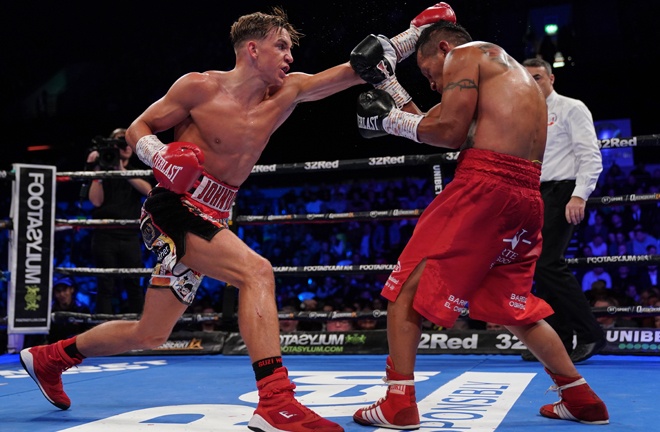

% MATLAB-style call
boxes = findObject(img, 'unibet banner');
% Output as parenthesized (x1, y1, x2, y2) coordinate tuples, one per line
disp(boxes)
(8, 164, 56, 333)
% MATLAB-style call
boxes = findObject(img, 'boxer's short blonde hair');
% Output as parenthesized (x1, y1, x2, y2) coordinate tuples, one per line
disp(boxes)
(230, 7, 302, 48)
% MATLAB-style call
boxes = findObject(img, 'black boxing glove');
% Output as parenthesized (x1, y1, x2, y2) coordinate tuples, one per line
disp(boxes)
(356, 89, 423, 142)
(350, 34, 397, 84)
(356, 89, 394, 139)
(351, 34, 413, 108)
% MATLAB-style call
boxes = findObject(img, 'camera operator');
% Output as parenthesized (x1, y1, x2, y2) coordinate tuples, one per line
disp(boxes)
(85, 127, 152, 314)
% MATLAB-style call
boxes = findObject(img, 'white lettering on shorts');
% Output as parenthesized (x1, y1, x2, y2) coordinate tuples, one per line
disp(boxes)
(509, 293, 528, 311)
(492, 228, 533, 268)
(445, 294, 468, 314)
(190, 176, 237, 213)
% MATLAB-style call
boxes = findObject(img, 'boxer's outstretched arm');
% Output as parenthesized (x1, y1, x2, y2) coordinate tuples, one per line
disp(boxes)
(290, 62, 364, 103)
(290, 62, 424, 115)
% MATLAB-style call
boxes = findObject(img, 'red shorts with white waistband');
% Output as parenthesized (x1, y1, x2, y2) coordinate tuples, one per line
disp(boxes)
(381, 148, 553, 328)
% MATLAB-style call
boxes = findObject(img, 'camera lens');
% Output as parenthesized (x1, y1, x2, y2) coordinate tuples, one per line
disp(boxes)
(115, 137, 128, 149)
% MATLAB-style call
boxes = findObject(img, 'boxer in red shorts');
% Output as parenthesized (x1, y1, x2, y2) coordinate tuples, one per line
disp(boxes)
(386, 148, 553, 328)
(351, 15, 609, 429)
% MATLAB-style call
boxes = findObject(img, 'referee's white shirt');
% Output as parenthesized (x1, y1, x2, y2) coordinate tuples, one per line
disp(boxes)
(541, 90, 603, 200)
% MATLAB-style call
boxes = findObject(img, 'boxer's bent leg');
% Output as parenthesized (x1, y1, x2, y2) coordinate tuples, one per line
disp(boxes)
(181, 229, 281, 363)
(386, 259, 426, 376)
(76, 288, 188, 357)
(506, 321, 609, 424)
(505, 321, 577, 377)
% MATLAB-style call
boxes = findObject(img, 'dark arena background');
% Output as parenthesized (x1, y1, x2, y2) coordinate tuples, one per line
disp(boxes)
(2, 1, 660, 431)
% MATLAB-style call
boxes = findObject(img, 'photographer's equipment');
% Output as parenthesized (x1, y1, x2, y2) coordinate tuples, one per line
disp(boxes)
(88, 136, 128, 170)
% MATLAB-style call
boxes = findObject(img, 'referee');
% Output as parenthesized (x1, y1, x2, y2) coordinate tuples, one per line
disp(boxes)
(523, 58, 606, 363)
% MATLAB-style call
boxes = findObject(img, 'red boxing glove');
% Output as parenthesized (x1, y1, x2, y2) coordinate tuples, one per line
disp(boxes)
(412, 2, 456, 28)
(391, 2, 457, 61)
(152, 142, 205, 194)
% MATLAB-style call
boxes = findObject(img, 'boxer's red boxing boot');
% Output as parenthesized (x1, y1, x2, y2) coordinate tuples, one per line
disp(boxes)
(353, 356, 420, 430)
(20, 341, 82, 410)
(248, 366, 344, 432)
(540, 368, 609, 425)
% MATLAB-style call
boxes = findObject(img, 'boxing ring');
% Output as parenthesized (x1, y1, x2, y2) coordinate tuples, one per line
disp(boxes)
(2, 135, 660, 431)
(0, 353, 658, 431)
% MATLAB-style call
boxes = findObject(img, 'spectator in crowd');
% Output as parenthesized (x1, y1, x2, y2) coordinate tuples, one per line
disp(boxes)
(592, 297, 638, 329)
(628, 203, 652, 228)
(315, 276, 340, 300)
(630, 163, 652, 188)
(630, 225, 658, 255)
(297, 298, 323, 332)
(608, 231, 632, 256)
(637, 244, 659, 288)
(603, 162, 624, 182)
(580, 245, 594, 258)
(621, 173, 641, 196)
(636, 288, 660, 327)
(582, 212, 609, 246)
(326, 307, 355, 332)
(330, 233, 349, 261)
(610, 266, 640, 302)
(607, 213, 632, 241)
(326, 189, 349, 213)
(638, 287, 660, 307)
(279, 305, 299, 334)
(355, 307, 379, 331)
(615, 242, 631, 257)
(647, 188, 660, 238)
(582, 267, 613, 292)
(304, 190, 325, 214)
(584, 280, 609, 304)
(199, 306, 219, 333)
(49, 277, 91, 343)
(587, 234, 608, 257)
(638, 263, 659, 291)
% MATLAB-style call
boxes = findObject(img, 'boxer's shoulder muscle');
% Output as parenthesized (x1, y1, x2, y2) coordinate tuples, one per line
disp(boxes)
(168, 71, 222, 107)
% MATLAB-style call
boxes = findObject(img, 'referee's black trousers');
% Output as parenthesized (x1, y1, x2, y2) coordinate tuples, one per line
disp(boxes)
(533, 180, 604, 352)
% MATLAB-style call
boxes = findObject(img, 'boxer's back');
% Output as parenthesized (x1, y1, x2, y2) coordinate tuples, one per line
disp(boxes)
(462, 43, 547, 163)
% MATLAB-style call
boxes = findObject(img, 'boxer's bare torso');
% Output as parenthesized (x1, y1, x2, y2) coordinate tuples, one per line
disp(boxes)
(126, 28, 362, 186)
(416, 41, 547, 163)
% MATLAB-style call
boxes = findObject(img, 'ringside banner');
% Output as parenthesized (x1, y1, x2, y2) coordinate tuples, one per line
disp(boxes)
(8, 164, 56, 333)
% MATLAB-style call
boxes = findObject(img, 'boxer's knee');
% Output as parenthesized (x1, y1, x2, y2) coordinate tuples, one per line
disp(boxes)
(240, 255, 275, 292)
(130, 324, 172, 349)
(140, 333, 170, 349)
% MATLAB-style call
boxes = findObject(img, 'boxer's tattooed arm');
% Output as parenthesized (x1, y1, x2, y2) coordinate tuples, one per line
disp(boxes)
(443, 79, 477, 92)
